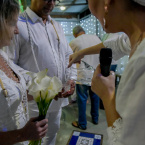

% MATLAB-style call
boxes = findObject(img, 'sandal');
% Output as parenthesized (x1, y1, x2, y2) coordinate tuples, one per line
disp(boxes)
(72, 121, 87, 130)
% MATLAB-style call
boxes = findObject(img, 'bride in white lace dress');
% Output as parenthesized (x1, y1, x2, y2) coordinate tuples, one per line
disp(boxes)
(69, 0, 145, 144)
(0, 0, 48, 144)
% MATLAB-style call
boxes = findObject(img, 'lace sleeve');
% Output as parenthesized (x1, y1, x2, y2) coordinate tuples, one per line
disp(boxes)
(107, 118, 123, 145)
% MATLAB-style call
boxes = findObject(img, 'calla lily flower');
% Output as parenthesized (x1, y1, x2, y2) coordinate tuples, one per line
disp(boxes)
(27, 69, 62, 145)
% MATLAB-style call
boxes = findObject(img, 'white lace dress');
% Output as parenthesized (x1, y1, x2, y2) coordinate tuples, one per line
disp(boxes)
(106, 39, 145, 145)
(0, 50, 28, 145)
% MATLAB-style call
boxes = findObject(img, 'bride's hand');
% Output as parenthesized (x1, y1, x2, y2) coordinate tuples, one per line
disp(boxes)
(91, 65, 115, 102)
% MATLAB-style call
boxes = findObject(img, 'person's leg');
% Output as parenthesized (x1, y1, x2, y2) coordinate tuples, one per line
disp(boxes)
(43, 109, 62, 145)
(89, 87, 100, 124)
(76, 84, 88, 129)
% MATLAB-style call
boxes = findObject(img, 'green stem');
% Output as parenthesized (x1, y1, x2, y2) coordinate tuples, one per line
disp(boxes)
(28, 139, 42, 145)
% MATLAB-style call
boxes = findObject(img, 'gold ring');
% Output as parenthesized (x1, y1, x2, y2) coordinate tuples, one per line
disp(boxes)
(110, 72, 115, 76)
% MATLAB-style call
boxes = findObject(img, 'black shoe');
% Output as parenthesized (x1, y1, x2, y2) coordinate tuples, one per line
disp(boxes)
(92, 120, 98, 125)
(69, 100, 77, 104)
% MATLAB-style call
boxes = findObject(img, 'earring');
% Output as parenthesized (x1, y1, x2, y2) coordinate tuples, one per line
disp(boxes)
(103, 4, 109, 28)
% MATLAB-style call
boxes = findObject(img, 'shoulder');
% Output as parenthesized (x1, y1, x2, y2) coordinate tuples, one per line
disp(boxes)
(69, 38, 79, 46)
(18, 12, 27, 23)
(70, 38, 77, 43)
(69, 38, 82, 52)
(50, 19, 66, 38)
(18, 11, 34, 28)
(133, 39, 145, 59)
(132, 39, 145, 65)
(0, 50, 9, 61)
(18, 12, 27, 30)
(50, 19, 62, 28)
(85, 34, 101, 40)
(73, 34, 100, 43)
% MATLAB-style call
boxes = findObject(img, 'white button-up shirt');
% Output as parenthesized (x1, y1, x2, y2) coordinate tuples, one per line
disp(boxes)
(6, 7, 76, 112)
(70, 34, 101, 69)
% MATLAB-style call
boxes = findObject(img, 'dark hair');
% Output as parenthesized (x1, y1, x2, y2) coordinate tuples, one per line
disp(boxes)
(0, 0, 19, 40)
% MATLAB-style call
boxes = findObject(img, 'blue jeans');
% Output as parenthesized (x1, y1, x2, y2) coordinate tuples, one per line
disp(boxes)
(110, 64, 117, 72)
(76, 84, 100, 128)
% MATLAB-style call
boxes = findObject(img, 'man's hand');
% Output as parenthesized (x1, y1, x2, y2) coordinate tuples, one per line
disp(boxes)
(63, 80, 75, 98)
(54, 92, 63, 101)
(54, 80, 75, 100)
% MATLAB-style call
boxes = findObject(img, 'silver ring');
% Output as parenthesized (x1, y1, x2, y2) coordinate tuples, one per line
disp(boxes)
(110, 72, 115, 76)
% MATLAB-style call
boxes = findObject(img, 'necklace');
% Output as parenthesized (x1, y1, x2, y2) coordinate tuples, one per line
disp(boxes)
(50, 20, 62, 79)
(0, 54, 19, 82)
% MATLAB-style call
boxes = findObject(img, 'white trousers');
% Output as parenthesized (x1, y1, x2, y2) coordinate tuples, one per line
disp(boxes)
(28, 100, 62, 145)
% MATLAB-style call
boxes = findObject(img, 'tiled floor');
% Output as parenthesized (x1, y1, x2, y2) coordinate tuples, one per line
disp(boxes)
(56, 100, 108, 145)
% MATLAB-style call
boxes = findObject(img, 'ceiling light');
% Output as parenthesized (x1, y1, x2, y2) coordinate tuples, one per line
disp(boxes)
(60, 6, 66, 11)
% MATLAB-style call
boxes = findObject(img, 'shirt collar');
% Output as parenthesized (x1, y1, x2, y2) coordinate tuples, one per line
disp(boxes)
(26, 7, 52, 23)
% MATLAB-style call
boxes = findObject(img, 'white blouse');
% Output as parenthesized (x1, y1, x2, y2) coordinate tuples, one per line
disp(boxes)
(103, 33, 131, 60)
(0, 50, 28, 145)
(104, 37, 145, 145)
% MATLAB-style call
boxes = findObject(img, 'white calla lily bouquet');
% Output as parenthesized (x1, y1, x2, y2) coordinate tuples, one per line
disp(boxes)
(27, 69, 62, 145)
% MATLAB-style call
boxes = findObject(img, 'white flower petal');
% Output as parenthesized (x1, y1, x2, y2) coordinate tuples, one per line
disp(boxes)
(29, 80, 42, 92)
(39, 76, 51, 89)
(28, 90, 40, 102)
(41, 89, 48, 100)
(37, 69, 48, 83)
(26, 71, 37, 79)
(27, 69, 62, 104)
(51, 76, 62, 92)
(45, 90, 55, 103)
(47, 82, 53, 90)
